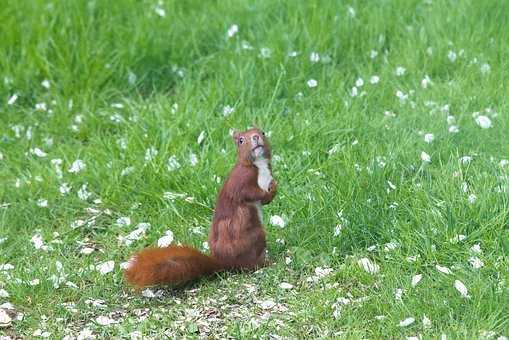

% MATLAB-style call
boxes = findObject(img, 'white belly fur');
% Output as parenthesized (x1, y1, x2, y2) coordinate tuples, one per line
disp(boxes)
(253, 158, 272, 223)
(254, 158, 272, 192)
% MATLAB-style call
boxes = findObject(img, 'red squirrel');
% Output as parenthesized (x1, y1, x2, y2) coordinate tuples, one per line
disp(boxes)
(124, 128, 277, 289)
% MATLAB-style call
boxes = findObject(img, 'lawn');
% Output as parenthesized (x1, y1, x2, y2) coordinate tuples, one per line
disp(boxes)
(1, 0, 509, 338)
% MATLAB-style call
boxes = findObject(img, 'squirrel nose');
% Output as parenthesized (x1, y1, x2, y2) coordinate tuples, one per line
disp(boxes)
(252, 134, 260, 142)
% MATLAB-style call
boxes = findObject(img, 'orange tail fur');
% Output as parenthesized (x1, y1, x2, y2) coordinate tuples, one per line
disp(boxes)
(124, 245, 223, 289)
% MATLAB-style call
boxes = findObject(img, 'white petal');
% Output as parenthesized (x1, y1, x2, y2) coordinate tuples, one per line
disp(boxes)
(227, 24, 239, 38)
(269, 215, 285, 228)
(142, 288, 156, 298)
(80, 247, 95, 255)
(424, 133, 434, 143)
(399, 317, 415, 327)
(421, 151, 431, 163)
(95, 315, 117, 326)
(470, 244, 482, 254)
(279, 282, 294, 290)
(358, 258, 379, 274)
(436, 265, 452, 274)
(69, 159, 86, 173)
(31, 234, 45, 249)
(7, 94, 18, 105)
(422, 315, 431, 328)
(157, 230, 174, 247)
(454, 280, 469, 298)
(469, 257, 484, 269)
(411, 274, 422, 287)
(315, 267, 333, 278)
(307, 79, 318, 88)
(197, 131, 206, 144)
(116, 217, 131, 227)
(97, 261, 115, 275)
(475, 115, 492, 129)
(259, 300, 276, 310)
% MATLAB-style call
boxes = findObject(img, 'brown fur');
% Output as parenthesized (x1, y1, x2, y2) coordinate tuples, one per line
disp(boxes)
(124, 128, 277, 289)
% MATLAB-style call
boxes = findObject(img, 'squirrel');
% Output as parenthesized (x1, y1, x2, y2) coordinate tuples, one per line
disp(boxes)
(124, 127, 277, 289)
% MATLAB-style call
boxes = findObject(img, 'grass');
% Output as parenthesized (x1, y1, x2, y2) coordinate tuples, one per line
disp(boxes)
(1, 0, 509, 338)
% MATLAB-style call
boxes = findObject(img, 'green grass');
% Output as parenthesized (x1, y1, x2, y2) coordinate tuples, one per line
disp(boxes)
(1, 0, 509, 338)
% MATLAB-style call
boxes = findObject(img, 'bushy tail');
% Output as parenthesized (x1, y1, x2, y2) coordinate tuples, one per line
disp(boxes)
(124, 245, 223, 289)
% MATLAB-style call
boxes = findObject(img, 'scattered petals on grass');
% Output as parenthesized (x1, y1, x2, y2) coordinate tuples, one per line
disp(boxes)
(37, 199, 48, 208)
(468, 194, 477, 204)
(411, 274, 422, 287)
(480, 63, 491, 74)
(470, 243, 482, 254)
(116, 216, 131, 227)
(259, 300, 276, 310)
(33, 329, 51, 338)
(421, 75, 432, 88)
(144, 147, 158, 163)
(31, 147, 47, 157)
(421, 151, 431, 163)
(7, 93, 18, 105)
(307, 79, 318, 88)
(436, 265, 452, 274)
(119, 223, 150, 246)
(475, 115, 492, 129)
(423, 315, 432, 328)
(269, 215, 285, 228)
(68, 159, 86, 173)
(310, 52, 320, 63)
(95, 315, 118, 326)
(279, 282, 294, 290)
(358, 258, 380, 274)
(31, 234, 46, 250)
(449, 125, 460, 133)
(394, 288, 403, 301)
(227, 24, 238, 38)
(157, 230, 174, 247)
(469, 256, 484, 269)
(141, 288, 162, 298)
(154, 5, 166, 17)
(59, 183, 71, 195)
(76, 328, 95, 339)
(384, 241, 398, 251)
(399, 317, 415, 327)
(41, 79, 51, 89)
(395, 66, 406, 76)
(222, 105, 235, 117)
(167, 155, 181, 171)
(80, 247, 95, 255)
(307, 267, 333, 282)
(0, 263, 14, 271)
(454, 280, 470, 298)
(450, 234, 466, 243)
(424, 133, 434, 143)
(97, 261, 115, 275)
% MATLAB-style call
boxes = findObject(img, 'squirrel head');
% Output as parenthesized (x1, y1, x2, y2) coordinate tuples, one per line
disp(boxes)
(232, 127, 271, 165)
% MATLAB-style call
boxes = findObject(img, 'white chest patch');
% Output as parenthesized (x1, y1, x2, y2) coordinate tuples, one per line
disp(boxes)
(252, 158, 272, 223)
(254, 158, 272, 192)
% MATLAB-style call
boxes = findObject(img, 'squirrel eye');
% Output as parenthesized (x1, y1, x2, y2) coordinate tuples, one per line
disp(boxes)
(238, 137, 245, 144)
(262, 131, 266, 136)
